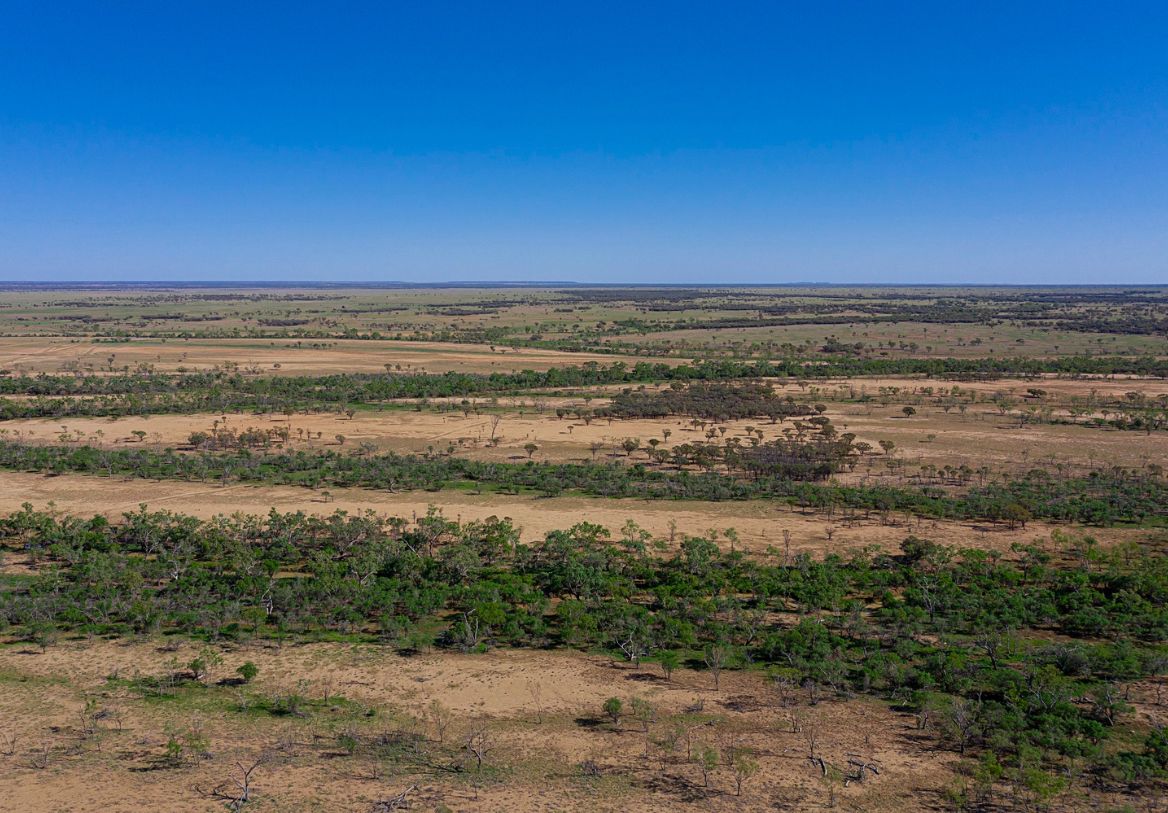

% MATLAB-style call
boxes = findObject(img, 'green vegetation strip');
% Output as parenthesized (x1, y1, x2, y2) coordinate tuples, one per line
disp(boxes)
(2, 356, 1167, 420)
(0, 440, 1165, 526)
(2, 505, 1167, 789)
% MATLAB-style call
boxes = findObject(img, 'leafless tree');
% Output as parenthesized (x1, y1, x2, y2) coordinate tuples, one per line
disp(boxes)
(426, 700, 452, 744)
(527, 680, 544, 724)
(704, 645, 727, 690)
(773, 675, 798, 708)
(28, 743, 51, 770)
(463, 724, 493, 773)
(369, 784, 418, 812)
(943, 697, 983, 754)
(195, 752, 269, 812)
(803, 719, 820, 759)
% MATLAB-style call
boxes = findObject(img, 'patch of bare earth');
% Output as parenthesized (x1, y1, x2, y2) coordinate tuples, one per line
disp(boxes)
(0, 337, 682, 376)
(0, 470, 1142, 560)
(0, 638, 962, 812)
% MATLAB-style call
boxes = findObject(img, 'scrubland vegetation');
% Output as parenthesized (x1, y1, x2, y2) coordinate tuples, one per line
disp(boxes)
(0, 285, 1165, 811)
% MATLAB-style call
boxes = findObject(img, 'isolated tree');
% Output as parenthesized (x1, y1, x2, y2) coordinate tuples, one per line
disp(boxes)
(630, 696, 656, 732)
(464, 724, 493, 773)
(426, 700, 453, 743)
(188, 647, 223, 683)
(657, 649, 680, 681)
(196, 752, 269, 812)
(696, 744, 718, 787)
(704, 644, 728, 690)
(236, 662, 259, 684)
(603, 697, 623, 728)
(731, 749, 759, 796)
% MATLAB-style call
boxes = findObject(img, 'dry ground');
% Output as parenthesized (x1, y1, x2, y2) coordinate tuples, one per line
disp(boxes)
(1, 638, 1161, 812)
(0, 469, 1144, 560)
(0, 337, 675, 376)
(9, 379, 1164, 477)
(0, 639, 1047, 813)
(0, 317, 1164, 812)
(616, 321, 1168, 358)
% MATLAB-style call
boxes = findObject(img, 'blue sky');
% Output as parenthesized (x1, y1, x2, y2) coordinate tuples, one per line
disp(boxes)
(2, 2, 1166, 284)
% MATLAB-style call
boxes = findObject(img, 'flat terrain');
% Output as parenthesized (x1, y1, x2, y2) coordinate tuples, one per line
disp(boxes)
(0, 469, 1142, 559)
(0, 336, 671, 376)
(1, 285, 1165, 813)
(0, 639, 963, 813)
(7, 371, 1163, 475)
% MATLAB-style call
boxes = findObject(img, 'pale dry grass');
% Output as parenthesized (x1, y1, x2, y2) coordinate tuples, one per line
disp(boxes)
(9, 373, 1164, 475)
(0, 470, 1144, 560)
(0, 638, 963, 813)
(0, 336, 677, 376)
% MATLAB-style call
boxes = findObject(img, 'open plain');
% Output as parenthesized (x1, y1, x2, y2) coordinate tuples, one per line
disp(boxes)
(0, 285, 1165, 812)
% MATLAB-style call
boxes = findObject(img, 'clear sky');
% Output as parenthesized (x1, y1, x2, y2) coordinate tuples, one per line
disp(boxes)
(2, 2, 1166, 284)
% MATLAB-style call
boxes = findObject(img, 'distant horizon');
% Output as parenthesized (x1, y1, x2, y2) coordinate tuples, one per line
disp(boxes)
(1, 280, 1166, 291)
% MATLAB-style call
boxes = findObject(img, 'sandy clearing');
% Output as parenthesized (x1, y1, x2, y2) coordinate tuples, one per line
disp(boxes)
(0, 469, 1140, 558)
(0, 638, 966, 813)
(0, 336, 679, 376)
(10, 378, 1164, 475)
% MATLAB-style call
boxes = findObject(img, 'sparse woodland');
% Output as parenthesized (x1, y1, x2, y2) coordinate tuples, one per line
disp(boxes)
(0, 285, 1164, 811)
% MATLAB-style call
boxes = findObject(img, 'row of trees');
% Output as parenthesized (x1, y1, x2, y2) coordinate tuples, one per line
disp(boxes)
(0, 438, 1163, 525)
(2, 356, 1166, 420)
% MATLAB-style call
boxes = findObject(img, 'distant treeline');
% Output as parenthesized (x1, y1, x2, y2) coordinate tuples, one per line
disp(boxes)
(0, 355, 1165, 419)
(0, 440, 1163, 526)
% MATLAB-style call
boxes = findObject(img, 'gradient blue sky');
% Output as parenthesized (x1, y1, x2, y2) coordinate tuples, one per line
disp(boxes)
(2, 2, 1166, 284)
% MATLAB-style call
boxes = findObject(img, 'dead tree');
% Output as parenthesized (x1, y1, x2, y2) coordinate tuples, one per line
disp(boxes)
(195, 753, 269, 812)
(369, 784, 418, 812)
(463, 725, 493, 773)
(845, 757, 881, 785)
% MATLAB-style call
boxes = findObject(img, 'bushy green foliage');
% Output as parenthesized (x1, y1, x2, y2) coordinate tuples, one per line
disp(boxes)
(0, 439, 1163, 526)
(1, 503, 1166, 796)
(2, 355, 1166, 420)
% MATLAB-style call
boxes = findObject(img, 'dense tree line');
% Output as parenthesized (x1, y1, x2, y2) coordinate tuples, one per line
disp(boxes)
(1, 355, 1166, 419)
(595, 381, 813, 421)
(0, 439, 1163, 526)
(1, 505, 1166, 791)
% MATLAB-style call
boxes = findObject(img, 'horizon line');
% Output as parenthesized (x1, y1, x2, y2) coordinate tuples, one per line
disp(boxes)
(1, 280, 1166, 290)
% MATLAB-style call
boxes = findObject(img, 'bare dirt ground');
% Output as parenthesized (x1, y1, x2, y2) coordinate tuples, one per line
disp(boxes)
(0, 638, 979, 812)
(2, 637, 1160, 812)
(0, 469, 1143, 560)
(0, 336, 676, 376)
(791, 374, 1168, 401)
(9, 382, 1163, 476)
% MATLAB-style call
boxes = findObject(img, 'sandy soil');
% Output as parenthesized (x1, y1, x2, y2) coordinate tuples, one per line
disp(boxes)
(0, 638, 964, 812)
(0, 469, 1141, 560)
(787, 374, 1168, 401)
(3, 636, 1160, 812)
(9, 381, 1164, 476)
(0, 336, 678, 376)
